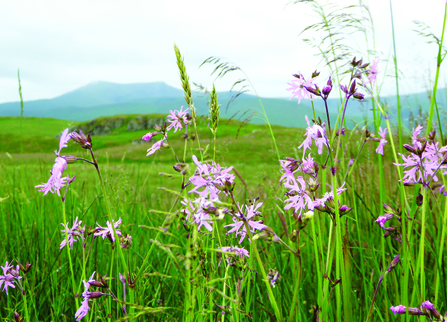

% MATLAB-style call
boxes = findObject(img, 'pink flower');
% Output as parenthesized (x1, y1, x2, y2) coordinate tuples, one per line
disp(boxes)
(287, 73, 316, 104)
(221, 246, 249, 259)
(390, 305, 406, 315)
(35, 157, 69, 196)
(364, 58, 379, 88)
(188, 155, 235, 201)
(58, 128, 71, 156)
(60, 217, 85, 250)
(167, 106, 190, 133)
(36, 128, 74, 196)
(94, 218, 122, 242)
(142, 132, 159, 141)
(146, 138, 166, 156)
(298, 116, 329, 157)
(0, 261, 21, 295)
(224, 200, 268, 244)
(375, 127, 388, 155)
(181, 197, 215, 232)
(75, 271, 96, 320)
(284, 176, 314, 217)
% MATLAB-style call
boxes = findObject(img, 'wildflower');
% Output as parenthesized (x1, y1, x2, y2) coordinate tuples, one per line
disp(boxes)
(71, 130, 92, 149)
(167, 106, 190, 132)
(283, 176, 314, 217)
(322, 77, 333, 97)
(75, 272, 95, 321)
(390, 305, 425, 316)
(364, 58, 379, 88)
(36, 128, 74, 196)
(390, 305, 406, 315)
(0, 261, 21, 295)
(394, 125, 447, 185)
(268, 269, 281, 288)
(188, 155, 235, 200)
(219, 246, 249, 266)
(181, 197, 215, 232)
(375, 213, 393, 228)
(298, 116, 330, 157)
(35, 157, 69, 196)
(142, 131, 159, 141)
(287, 73, 317, 104)
(57, 128, 71, 156)
(224, 200, 268, 244)
(220, 246, 249, 259)
(375, 127, 388, 155)
(60, 217, 85, 250)
(312, 184, 347, 210)
(94, 218, 122, 242)
(146, 137, 167, 156)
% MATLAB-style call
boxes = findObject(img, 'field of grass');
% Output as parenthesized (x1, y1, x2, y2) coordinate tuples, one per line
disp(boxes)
(1, 108, 437, 322)
(2, 2, 447, 320)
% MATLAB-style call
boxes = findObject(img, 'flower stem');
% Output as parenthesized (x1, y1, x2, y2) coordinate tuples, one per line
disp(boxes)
(62, 201, 79, 308)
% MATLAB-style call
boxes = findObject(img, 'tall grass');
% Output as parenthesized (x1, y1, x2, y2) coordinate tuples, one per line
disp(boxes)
(0, 2, 447, 322)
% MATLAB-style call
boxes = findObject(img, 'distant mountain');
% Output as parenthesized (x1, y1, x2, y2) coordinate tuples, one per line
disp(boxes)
(0, 81, 445, 129)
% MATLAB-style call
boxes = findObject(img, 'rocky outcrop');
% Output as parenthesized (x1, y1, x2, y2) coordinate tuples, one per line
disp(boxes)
(70, 115, 165, 136)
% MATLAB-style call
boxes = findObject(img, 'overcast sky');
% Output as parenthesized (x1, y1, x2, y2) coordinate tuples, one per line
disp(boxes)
(0, 0, 446, 104)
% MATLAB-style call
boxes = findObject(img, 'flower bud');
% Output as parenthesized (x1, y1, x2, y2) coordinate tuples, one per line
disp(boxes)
(173, 162, 189, 175)
(120, 234, 133, 249)
(428, 130, 436, 141)
(322, 77, 333, 96)
(86, 291, 104, 299)
(312, 70, 320, 78)
(71, 130, 92, 149)
(339, 205, 353, 215)
(349, 80, 357, 94)
(308, 178, 320, 192)
(340, 84, 348, 94)
(305, 85, 321, 96)
(19, 261, 32, 274)
(416, 193, 423, 206)
(353, 92, 365, 100)
(119, 272, 126, 285)
(302, 211, 314, 223)
(14, 312, 24, 322)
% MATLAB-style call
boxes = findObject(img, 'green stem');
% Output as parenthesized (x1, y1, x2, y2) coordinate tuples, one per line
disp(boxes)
(419, 187, 428, 301)
(62, 201, 79, 308)
(287, 232, 302, 322)
(426, 3, 447, 134)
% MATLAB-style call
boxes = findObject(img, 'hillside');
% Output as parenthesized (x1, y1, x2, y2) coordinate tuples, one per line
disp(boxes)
(2, 80, 442, 130)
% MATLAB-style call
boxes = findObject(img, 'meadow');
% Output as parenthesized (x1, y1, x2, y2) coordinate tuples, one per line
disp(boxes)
(2, 2, 447, 321)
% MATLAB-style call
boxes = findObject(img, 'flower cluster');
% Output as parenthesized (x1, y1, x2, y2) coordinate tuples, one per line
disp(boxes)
(391, 300, 444, 320)
(287, 73, 317, 104)
(0, 261, 22, 295)
(142, 106, 190, 156)
(94, 218, 123, 243)
(394, 125, 447, 187)
(60, 217, 85, 250)
(224, 200, 268, 244)
(299, 116, 330, 157)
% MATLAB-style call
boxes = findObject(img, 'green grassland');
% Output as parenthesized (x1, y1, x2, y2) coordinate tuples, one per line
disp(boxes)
(0, 114, 441, 321)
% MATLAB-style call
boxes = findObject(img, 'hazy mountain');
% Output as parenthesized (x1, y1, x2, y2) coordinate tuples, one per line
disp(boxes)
(0, 80, 444, 129)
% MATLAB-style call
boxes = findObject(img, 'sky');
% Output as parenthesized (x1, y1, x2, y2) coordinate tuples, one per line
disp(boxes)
(0, 0, 446, 104)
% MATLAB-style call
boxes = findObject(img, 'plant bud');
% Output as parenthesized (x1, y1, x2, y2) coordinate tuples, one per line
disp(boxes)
(86, 291, 104, 299)
(353, 92, 365, 100)
(416, 193, 423, 206)
(71, 130, 92, 149)
(312, 70, 320, 78)
(173, 162, 189, 175)
(349, 80, 357, 94)
(302, 211, 314, 223)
